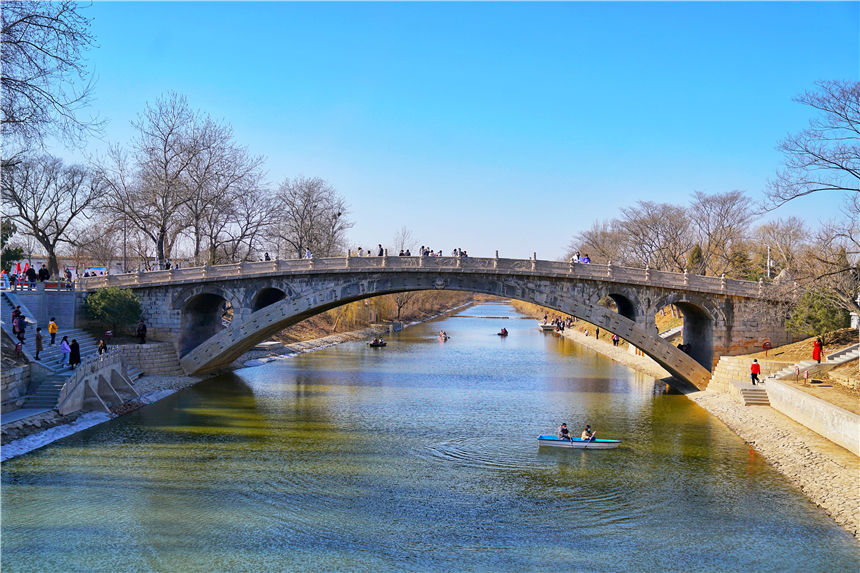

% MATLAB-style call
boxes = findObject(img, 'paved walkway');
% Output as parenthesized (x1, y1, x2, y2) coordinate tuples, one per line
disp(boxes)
(2, 408, 51, 425)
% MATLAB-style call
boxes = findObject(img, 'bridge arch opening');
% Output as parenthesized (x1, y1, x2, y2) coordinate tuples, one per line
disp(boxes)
(604, 293, 637, 321)
(180, 293, 233, 357)
(252, 288, 287, 312)
(674, 302, 714, 371)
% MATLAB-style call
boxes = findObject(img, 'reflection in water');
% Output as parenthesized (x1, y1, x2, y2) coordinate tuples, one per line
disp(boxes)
(2, 302, 857, 571)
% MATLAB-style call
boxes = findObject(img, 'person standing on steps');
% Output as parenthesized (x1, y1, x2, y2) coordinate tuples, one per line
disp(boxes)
(48, 317, 58, 345)
(812, 337, 823, 364)
(60, 336, 71, 367)
(137, 320, 147, 344)
(750, 359, 761, 385)
(69, 339, 81, 369)
(35, 327, 43, 360)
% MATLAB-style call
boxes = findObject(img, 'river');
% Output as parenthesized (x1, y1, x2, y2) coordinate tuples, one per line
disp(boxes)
(2, 302, 857, 571)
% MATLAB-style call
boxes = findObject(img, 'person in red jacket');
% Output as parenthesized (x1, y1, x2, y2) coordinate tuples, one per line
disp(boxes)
(812, 337, 823, 364)
(750, 359, 761, 385)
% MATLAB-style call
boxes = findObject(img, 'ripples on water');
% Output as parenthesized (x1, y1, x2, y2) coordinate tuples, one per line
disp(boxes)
(2, 302, 858, 571)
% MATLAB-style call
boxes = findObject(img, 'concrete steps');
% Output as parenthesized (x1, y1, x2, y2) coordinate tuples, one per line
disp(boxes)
(826, 344, 859, 364)
(739, 386, 770, 406)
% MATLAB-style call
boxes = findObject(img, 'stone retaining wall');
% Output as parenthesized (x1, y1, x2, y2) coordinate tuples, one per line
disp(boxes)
(1, 366, 29, 413)
(708, 356, 793, 392)
(119, 343, 183, 375)
(766, 380, 860, 456)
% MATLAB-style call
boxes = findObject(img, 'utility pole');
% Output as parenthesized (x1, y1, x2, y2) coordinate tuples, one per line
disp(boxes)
(122, 215, 127, 273)
(766, 244, 771, 279)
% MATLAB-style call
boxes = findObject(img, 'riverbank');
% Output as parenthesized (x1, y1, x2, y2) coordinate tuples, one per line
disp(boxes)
(554, 326, 860, 539)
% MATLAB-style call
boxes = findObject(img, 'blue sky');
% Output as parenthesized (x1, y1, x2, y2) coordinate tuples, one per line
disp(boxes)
(61, 1, 859, 259)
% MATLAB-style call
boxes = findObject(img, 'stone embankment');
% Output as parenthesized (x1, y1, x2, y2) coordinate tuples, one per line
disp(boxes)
(555, 327, 860, 539)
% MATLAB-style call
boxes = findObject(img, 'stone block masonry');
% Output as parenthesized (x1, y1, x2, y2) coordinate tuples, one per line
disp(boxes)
(120, 343, 183, 376)
(1, 366, 30, 413)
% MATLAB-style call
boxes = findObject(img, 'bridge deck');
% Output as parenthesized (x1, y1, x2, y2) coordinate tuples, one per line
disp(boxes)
(78, 256, 776, 300)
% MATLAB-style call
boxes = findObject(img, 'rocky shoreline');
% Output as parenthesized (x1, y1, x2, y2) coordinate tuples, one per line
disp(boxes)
(555, 326, 859, 539)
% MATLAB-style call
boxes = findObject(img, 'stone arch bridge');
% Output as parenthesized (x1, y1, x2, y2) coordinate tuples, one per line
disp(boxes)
(78, 256, 791, 390)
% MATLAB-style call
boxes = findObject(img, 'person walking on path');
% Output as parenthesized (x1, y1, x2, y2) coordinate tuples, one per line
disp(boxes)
(612, 333, 620, 346)
(812, 337, 823, 364)
(35, 328, 43, 360)
(136, 320, 147, 344)
(98, 339, 107, 357)
(69, 339, 81, 368)
(60, 336, 71, 367)
(48, 318, 58, 344)
(750, 359, 761, 385)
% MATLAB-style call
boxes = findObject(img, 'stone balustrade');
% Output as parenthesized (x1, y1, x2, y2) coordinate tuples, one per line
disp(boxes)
(77, 256, 776, 300)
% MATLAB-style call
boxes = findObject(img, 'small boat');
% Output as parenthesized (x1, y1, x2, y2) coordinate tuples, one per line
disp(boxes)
(537, 435, 621, 449)
(368, 340, 387, 348)
(497, 331, 508, 337)
(538, 323, 555, 332)
(438, 335, 450, 341)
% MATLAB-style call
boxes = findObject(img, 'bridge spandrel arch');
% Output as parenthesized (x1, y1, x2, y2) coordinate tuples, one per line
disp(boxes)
(648, 292, 727, 371)
(177, 272, 712, 389)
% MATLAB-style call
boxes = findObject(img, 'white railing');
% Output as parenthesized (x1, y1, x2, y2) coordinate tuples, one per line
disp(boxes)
(77, 256, 772, 299)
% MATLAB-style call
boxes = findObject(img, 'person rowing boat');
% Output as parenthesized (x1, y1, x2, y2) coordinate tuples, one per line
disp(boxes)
(581, 425, 596, 442)
(558, 422, 572, 441)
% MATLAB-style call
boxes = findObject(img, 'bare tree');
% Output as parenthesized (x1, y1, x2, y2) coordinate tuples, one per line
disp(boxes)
(800, 197, 860, 314)
(1, 154, 101, 274)
(689, 190, 753, 276)
(181, 117, 266, 264)
(617, 201, 693, 271)
(99, 93, 205, 268)
(755, 216, 808, 275)
(766, 80, 860, 209)
(216, 185, 273, 263)
(1, 1, 99, 155)
(569, 220, 624, 264)
(393, 226, 416, 254)
(272, 176, 351, 258)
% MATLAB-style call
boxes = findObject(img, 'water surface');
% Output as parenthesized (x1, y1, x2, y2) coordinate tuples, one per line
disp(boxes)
(2, 302, 857, 571)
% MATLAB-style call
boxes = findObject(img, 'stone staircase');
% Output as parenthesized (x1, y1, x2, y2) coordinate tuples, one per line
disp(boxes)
(826, 343, 859, 364)
(1, 291, 143, 410)
(738, 384, 770, 406)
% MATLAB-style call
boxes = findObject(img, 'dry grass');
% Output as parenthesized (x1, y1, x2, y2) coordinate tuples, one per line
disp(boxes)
(746, 328, 858, 362)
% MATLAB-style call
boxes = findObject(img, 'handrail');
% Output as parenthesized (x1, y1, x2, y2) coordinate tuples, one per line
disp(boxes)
(76, 256, 776, 299)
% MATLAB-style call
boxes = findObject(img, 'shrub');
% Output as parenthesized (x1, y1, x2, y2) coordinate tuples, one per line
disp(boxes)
(84, 287, 142, 331)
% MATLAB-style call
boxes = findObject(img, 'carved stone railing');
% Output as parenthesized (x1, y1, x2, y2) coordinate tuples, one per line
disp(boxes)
(77, 256, 775, 300)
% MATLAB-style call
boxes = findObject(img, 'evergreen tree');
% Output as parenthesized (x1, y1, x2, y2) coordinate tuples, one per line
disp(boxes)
(787, 288, 851, 338)
(686, 244, 704, 274)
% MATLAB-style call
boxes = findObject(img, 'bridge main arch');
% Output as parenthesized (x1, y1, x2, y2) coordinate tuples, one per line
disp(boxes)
(176, 272, 713, 389)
